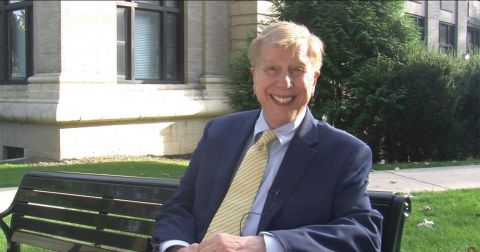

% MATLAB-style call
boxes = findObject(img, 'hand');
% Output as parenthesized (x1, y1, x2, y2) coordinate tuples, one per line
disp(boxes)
(168, 244, 199, 252)
(198, 233, 266, 252)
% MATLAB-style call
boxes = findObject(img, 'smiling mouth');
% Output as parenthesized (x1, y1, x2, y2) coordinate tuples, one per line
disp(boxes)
(272, 95, 293, 104)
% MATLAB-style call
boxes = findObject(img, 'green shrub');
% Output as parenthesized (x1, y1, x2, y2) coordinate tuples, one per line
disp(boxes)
(384, 47, 467, 161)
(455, 54, 480, 158)
(225, 37, 259, 111)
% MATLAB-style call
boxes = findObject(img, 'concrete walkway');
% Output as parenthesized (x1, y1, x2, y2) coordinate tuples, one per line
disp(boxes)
(1, 165, 479, 213)
(0, 187, 18, 213)
(368, 165, 480, 193)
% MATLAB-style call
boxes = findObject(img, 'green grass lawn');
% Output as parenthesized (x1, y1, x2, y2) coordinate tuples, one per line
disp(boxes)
(0, 159, 188, 187)
(0, 158, 479, 251)
(401, 189, 480, 252)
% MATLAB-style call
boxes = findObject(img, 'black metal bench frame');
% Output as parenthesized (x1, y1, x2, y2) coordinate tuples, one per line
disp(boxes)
(0, 171, 411, 252)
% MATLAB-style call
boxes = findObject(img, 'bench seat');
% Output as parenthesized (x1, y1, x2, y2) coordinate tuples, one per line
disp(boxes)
(0, 171, 410, 252)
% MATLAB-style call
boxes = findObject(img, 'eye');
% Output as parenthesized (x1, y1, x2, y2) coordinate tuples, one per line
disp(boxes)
(264, 66, 278, 76)
(290, 67, 306, 76)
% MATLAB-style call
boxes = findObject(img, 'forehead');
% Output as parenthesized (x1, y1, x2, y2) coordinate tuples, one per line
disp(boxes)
(258, 41, 310, 65)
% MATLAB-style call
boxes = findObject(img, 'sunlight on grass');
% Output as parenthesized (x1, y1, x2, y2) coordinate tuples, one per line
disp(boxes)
(0, 159, 188, 188)
(401, 188, 480, 252)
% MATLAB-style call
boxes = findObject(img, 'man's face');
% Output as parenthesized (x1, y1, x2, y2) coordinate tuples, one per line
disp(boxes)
(251, 41, 320, 129)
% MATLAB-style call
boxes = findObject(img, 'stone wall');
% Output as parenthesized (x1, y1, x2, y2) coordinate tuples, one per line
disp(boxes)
(0, 0, 249, 160)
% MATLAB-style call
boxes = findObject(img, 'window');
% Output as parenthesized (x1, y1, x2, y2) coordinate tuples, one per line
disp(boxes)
(409, 15, 425, 41)
(0, 0, 33, 84)
(467, 26, 480, 53)
(440, 0, 455, 12)
(439, 23, 455, 52)
(469, 1, 480, 18)
(117, 0, 182, 83)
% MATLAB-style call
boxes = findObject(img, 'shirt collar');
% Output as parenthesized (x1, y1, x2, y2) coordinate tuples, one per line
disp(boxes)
(254, 108, 307, 145)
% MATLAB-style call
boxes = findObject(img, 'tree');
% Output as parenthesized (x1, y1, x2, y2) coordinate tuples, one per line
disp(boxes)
(384, 48, 466, 161)
(273, 0, 420, 161)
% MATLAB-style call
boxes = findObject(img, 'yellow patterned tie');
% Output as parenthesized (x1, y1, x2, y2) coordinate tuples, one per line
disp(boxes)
(204, 130, 277, 238)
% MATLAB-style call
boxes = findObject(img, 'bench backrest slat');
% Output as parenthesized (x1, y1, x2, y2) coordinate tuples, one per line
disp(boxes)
(12, 231, 115, 252)
(16, 189, 162, 219)
(21, 176, 176, 203)
(13, 217, 149, 251)
(14, 202, 154, 235)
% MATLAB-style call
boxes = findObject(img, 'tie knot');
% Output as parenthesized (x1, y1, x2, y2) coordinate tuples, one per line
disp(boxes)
(257, 130, 277, 147)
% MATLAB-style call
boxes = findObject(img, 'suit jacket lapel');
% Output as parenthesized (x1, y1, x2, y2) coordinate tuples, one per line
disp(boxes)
(257, 109, 320, 233)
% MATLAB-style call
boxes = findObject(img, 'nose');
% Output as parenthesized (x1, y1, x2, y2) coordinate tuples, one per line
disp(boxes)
(276, 71, 293, 89)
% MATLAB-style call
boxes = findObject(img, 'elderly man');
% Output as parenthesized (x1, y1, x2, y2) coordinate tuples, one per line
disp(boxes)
(152, 21, 382, 252)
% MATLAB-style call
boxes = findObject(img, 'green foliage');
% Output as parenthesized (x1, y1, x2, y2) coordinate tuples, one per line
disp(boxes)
(225, 36, 259, 111)
(455, 54, 480, 158)
(384, 47, 468, 161)
(225, 0, 480, 162)
(274, 0, 420, 161)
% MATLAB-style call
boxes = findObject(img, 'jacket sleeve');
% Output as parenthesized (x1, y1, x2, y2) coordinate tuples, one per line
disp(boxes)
(151, 121, 210, 245)
(270, 144, 383, 252)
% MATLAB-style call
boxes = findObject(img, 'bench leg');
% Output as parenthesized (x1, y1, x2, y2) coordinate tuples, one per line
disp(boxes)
(8, 242, 20, 252)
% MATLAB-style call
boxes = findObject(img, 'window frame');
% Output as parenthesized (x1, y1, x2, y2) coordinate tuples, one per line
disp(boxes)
(0, 0, 33, 85)
(439, 22, 456, 52)
(467, 26, 480, 53)
(116, 0, 183, 84)
(409, 14, 425, 41)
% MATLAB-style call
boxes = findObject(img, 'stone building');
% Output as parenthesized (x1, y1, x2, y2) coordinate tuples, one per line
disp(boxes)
(0, 0, 273, 161)
(0, 0, 478, 161)
(405, 0, 480, 55)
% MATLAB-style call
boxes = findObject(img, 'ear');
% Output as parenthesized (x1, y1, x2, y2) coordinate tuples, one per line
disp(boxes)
(251, 67, 257, 94)
(311, 70, 320, 96)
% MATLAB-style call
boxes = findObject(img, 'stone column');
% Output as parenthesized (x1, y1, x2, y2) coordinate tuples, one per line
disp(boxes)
(456, 1, 468, 55)
(184, 0, 203, 85)
(426, 1, 440, 50)
(30, 1, 116, 86)
(27, 1, 117, 123)
(199, 1, 231, 99)
(230, 0, 274, 57)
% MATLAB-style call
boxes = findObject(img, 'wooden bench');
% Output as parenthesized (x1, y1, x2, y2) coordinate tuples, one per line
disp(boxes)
(0, 171, 411, 252)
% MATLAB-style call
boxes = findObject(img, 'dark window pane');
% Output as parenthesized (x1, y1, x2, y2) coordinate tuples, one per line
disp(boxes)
(467, 27, 480, 53)
(440, 24, 448, 44)
(117, 8, 127, 79)
(135, 10, 160, 80)
(166, 47, 177, 80)
(439, 23, 455, 52)
(166, 13, 177, 79)
(165, 0, 177, 7)
(166, 13, 177, 45)
(136, 0, 160, 5)
(8, 9, 27, 80)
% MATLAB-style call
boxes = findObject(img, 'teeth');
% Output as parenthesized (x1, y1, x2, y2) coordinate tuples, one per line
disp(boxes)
(272, 95, 293, 104)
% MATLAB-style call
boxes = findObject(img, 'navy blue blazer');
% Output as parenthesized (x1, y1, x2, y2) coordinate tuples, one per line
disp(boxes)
(152, 109, 383, 251)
